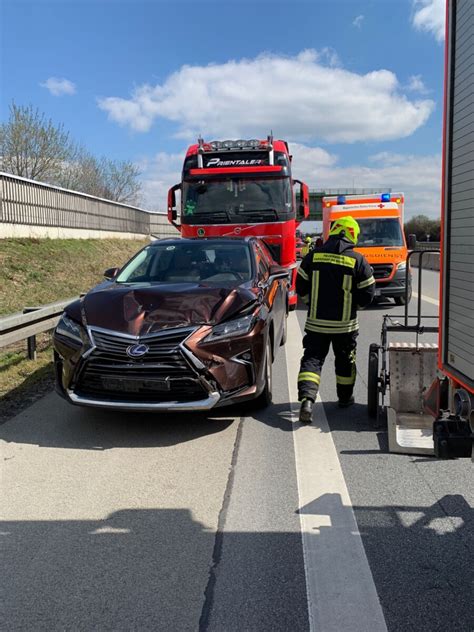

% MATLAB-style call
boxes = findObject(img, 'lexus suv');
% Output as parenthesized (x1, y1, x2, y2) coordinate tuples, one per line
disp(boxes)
(53, 237, 289, 412)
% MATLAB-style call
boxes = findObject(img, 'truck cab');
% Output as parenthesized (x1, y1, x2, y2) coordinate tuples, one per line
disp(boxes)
(167, 136, 310, 309)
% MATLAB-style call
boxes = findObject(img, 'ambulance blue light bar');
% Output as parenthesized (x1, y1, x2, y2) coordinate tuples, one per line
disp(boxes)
(381, 193, 391, 202)
(337, 195, 346, 204)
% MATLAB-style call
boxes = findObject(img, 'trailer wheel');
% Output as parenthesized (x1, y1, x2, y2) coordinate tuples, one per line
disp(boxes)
(367, 343, 379, 418)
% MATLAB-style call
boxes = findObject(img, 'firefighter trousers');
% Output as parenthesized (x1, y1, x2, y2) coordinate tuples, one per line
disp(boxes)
(297, 331, 358, 402)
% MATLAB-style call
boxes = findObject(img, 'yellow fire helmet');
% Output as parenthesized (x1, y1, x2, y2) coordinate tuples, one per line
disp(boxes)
(329, 216, 360, 245)
(305, 236, 312, 243)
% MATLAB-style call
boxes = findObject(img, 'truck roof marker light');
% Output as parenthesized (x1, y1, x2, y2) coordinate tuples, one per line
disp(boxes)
(396, 198, 401, 203)
(381, 193, 391, 202)
(337, 195, 346, 204)
(326, 202, 331, 207)
(209, 139, 262, 150)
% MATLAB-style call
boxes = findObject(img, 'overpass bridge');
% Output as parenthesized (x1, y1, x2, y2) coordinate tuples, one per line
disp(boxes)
(306, 188, 391, 221)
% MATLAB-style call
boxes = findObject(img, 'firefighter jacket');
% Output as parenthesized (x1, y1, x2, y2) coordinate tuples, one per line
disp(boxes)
(296, 235, 375, 334)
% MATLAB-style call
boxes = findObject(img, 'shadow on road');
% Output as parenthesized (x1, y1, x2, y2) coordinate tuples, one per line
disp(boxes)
(0, 393, 235, 450)
(2, 494, 471, 631)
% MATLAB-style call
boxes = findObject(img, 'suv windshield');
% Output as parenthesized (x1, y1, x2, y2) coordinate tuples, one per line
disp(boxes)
(356, 218, 404, 247)
(115, 242, 253, 285)
(182, 177, 292, 222)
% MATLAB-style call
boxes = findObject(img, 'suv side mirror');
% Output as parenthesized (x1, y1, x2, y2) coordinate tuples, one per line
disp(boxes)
(268, 264, 290, 281)
(104, 267, 119, 280)
(407, 234, 417, 250)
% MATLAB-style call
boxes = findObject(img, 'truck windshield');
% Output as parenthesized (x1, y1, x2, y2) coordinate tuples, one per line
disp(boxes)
(182, 177, 292, 222)
(356, 218, 404, 247)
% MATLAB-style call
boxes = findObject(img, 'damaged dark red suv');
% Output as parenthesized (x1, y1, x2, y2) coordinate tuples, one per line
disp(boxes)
(53, 237, 289, 412)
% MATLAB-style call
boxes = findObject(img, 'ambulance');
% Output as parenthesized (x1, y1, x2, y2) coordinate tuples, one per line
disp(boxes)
(322, 193, 411, 305)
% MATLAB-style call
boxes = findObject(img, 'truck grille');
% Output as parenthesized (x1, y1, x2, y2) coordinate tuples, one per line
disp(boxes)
(372, 264, 393, 280)
(75, 327, 207, 402)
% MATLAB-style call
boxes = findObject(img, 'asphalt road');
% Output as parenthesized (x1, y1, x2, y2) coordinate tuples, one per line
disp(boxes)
(2, 269, 473, 631)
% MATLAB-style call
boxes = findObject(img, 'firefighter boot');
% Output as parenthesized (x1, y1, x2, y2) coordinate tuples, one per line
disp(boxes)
(338, 395, 355, 408)
(299, 398, 314, 423)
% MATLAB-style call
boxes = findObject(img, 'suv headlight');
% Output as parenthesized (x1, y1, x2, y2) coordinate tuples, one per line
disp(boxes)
(204, 314, 256, 342)
(397, 261, 407, 270)
(55, 314, 85, 345)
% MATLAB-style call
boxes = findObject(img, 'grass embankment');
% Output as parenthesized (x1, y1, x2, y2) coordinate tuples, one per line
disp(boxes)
(0, 237, 149, 315)
(0, 238, 149, 420)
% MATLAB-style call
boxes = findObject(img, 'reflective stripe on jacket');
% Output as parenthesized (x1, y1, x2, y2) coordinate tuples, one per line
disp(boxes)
(296, 235, 375, 333)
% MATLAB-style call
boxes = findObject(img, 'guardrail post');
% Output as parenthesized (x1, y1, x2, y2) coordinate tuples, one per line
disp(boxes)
(23, 307, 39, 360)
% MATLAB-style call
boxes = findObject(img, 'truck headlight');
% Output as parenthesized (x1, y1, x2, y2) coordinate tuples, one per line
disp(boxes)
(204, 314, 256, 342)
(55, 314, 86, 345)
(397, 261, 407, 271)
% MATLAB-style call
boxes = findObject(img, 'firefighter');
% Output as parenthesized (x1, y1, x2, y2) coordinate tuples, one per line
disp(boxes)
(296, 216, 375, 422)
(301, 236, 312, 258)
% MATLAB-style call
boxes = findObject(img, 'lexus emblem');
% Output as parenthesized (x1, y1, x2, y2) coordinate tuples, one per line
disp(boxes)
(126, 343, 149, 358)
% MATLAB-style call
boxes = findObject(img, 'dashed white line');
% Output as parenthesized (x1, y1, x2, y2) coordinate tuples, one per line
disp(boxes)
(285, 313, 387, 632)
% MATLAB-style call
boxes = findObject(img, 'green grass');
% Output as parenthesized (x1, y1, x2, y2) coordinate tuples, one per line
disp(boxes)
(0, 237, 149, 315)
(0, 238, 150, 411)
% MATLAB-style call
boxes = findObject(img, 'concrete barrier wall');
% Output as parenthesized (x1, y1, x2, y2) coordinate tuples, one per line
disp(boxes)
(0, 172, 173, 240)
(411, 252, 440, 271)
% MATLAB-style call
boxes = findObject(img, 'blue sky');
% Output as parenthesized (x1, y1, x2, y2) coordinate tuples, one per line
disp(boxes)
(1, 0, 446, 218)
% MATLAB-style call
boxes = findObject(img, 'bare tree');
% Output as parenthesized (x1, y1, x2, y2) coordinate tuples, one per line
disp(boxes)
(101, 159, 142, 205)
(0, 102, 143, 204)
(0, 103, 76, 180)
(56, 148, 104, 196)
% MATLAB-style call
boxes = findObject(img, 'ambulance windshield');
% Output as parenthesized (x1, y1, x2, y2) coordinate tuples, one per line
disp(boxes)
(356, 218, 404, 247)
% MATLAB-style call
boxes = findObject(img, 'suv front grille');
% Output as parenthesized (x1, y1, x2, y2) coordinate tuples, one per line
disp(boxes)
(75, 327, 207, 402)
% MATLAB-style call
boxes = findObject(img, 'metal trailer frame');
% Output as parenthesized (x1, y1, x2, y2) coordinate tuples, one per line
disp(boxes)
(367, 250, 440, 453)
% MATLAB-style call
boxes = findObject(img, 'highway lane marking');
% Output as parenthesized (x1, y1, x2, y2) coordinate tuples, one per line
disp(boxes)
(285, 313, 387, 632)
(412, 291, 439, 306)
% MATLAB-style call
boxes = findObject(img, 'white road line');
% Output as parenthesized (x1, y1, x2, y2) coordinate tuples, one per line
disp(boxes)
(412, 291, 439, 306)
(285, 313, 387, 632)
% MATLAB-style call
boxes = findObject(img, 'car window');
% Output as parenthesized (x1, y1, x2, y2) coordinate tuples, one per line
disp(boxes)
(116, 242, 252, 285)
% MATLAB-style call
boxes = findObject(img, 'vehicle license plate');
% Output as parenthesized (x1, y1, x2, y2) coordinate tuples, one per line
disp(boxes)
(102, 378, 169, 392)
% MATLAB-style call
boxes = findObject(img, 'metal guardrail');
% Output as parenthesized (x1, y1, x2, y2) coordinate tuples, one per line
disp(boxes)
(414, 241, 440, 250)
(0, 297, 78, 359)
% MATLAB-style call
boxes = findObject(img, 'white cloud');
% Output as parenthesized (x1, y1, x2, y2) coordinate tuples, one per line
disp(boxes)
(291, 145, 442, 219)
(98, 49, 434, 143)
(139, 144, 441, 219)
(412, 0, 445, 42)
(139, 151, 183, 211)
(353, 15, 364, 28)
(40, 77, 76, 96)
(406, 74, 430, 95)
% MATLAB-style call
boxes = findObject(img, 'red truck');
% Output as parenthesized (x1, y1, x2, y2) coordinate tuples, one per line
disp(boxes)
(167, 136, 309, 309)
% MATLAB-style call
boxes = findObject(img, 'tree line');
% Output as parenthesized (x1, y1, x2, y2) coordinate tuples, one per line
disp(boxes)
(404, 215, 441, 242)
(0, 103, 142, 205)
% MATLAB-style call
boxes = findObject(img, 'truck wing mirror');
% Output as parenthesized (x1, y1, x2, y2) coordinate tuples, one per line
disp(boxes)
(294, 180, 310, 220)
(167, 184, 181, 225)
